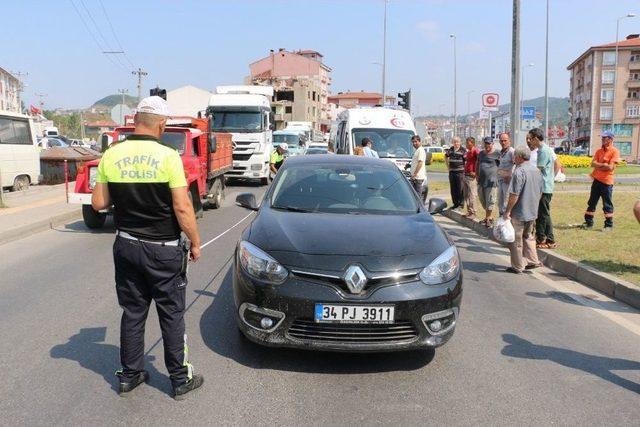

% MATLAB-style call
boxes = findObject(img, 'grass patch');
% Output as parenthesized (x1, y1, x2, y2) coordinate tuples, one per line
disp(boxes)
(426, 162, 448, 173)
(563, 165, 639, 175)
(551, 191, 640, 285)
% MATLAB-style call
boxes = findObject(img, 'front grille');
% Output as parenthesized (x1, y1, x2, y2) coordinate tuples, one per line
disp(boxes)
(233, 153, 252, 161)
(287, 319, 419, 343)
(291, 270, 420, 296)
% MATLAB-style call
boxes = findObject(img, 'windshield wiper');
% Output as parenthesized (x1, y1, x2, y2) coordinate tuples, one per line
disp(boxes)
(271, 205, 314, 213)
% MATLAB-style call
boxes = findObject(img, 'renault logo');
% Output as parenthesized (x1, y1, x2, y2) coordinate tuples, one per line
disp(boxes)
(343, 266, 368, 294)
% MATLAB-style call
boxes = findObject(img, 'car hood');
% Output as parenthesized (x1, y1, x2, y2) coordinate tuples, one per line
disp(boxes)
(247, 209, 451, 272)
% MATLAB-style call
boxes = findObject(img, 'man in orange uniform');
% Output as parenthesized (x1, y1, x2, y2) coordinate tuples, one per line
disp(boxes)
(581, 131, 620, 231)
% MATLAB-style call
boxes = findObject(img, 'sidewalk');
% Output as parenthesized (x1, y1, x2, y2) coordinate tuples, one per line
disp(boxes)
(0, 183, 81, 245)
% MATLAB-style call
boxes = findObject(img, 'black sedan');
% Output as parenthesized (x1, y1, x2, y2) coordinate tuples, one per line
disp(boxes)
(233, 155, 462, 352)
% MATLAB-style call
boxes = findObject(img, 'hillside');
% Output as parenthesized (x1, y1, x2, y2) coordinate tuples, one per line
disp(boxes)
(91, 94, 138, 109)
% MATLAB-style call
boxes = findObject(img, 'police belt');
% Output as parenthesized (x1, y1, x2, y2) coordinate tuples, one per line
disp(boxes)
(116, 230, 180, 246)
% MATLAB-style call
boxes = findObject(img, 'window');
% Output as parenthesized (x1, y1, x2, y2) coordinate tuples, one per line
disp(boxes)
(0, 117, 33, 145)
(285, 106, 292, 114)
(312, 91, 316, 101)
(599, 106, 613, 120)
(627, 105, 640, 117)
(630, 72, 640, 81)
(614, 141, 632, 155)
(628, 90, 640, 99)
(603, 51, 617, 66)
(275, 91, 294, 102)
(601, 89, 613, 102)
(602, 70, 615, 84)
(631, 52, 640, 62)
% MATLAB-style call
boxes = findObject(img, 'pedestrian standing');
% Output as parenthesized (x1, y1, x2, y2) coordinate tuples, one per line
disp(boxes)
(581, 131, 621, 231)
(497, 132, 515, 216)
(462, 137, 480, 219)
(445, 136, 466, 210)
(527, 128, 557, 248)
(503, 145, 543, 274)
(476, 136, 500, 226)
(91, 96, 204, 399)
(410, 135, 428, 203)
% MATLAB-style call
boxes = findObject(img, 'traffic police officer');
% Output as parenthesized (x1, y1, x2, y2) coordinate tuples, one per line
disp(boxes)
(269, 143, 288, 175)
(92, 96, 204, 400)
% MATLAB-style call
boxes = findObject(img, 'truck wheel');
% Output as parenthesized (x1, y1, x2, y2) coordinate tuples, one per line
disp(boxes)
(210, 179, 224, 209)
(260, 177, 269, 186)
(82, 205, 106, 229)
(12, 175, 30, 192)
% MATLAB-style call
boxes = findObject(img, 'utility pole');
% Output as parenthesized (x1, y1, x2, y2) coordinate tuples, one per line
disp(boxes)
(510, 0, 521, 145)
(34, 93, 47, 111)
(80, 110, 85, 140)
(118, 88, 128, 124)
(544, 0, 550, 141)
(11, 71, 28, 113)
(449, 34, 458, 138)
(131, 68, 148, 102)
(381, 0, 388, 105)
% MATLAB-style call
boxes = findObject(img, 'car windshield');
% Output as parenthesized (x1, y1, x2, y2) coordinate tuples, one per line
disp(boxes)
(211, 110, 262, 132)
(306, 147, 327, 154)
(278, 143, 304, 155)
(119, 131, 186, 154)
(273, 134, 300, 144)
(270, 164, 419, 214)
(352, 128, 414, 159)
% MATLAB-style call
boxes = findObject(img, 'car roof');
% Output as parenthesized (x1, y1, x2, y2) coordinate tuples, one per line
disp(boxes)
(283, 154, 399, 169)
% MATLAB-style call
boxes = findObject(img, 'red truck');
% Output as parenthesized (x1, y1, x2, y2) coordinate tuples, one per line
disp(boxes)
(69, 117, 233, 228)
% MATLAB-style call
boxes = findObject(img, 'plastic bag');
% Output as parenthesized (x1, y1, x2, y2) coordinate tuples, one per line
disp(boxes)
(554, 170, 566, 183)
(493, 217, 515, 243)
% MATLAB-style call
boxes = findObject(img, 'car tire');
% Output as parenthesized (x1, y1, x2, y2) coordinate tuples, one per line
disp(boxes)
(189, 186, 204, 219)
(82, 205, 107, 229)
(12, 175, 30, 192)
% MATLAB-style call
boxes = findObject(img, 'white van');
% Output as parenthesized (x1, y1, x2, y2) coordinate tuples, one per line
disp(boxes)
(335, 107, 417, 171)
(0, 111, 41, 191)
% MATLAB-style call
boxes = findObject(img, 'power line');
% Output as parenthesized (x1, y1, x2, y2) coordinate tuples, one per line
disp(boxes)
(78, 0, 129, 71)
(69, 0, 125, 72)
(98, 0, 136, 68)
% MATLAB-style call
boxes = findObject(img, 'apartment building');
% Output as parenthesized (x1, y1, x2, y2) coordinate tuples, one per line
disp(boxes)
(0, 67, 21, 112)
(248, 49, 332, 132)
(568, 34, 640, 160)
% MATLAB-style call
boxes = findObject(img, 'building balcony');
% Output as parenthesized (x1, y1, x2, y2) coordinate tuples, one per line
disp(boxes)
(626, 79, 640, 88)
(629, 61, 640, 70)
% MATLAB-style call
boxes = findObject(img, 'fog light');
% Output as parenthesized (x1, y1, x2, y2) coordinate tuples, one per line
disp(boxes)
(251, 164, 262, 171)
(429, 320, 442, 332)
(260, 317, 274, 329)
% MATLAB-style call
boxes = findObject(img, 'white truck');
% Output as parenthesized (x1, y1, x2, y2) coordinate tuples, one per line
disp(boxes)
(334, 107, 417, 174)
(207, 85, 274, 185)
(284, 121, 313, 142)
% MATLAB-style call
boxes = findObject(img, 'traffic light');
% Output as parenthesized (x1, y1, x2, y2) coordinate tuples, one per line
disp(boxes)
(397, 90, 411, 110)
(490, 117, 496, 139)
(150, 87, 167, 100)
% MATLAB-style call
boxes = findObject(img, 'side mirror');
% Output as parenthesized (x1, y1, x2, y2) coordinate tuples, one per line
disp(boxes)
(208, 133, 217, 153)
(236, 193, 259, 211)
(269, 112, 275, 130)
(427, 198, 447, 214)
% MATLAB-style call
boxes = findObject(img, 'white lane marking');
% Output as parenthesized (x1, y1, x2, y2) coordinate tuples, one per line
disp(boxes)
(440, 218, 640, 337)
(201, 212, 255, 249)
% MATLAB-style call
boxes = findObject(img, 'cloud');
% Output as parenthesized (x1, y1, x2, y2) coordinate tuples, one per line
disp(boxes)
(416, 20, 440, 42)
(463, 41, 487, 54)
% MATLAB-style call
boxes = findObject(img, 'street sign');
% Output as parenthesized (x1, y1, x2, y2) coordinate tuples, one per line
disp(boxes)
(482, 93, 499, 107)
(482, 106, 499, 112)
(479, 110, 490, 119)
(521, 106, 536, 120)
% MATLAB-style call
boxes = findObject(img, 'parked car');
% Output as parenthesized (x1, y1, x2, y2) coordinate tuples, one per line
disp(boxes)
(425, 146, 444, 154)
(233, 155, 462, 352)
(38, 137, 69, 149)
(571, 147, 588, 156)
(305, 147, 328, 155)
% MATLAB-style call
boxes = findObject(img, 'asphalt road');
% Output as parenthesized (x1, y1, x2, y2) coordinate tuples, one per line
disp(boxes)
(1, 182, 639, 425)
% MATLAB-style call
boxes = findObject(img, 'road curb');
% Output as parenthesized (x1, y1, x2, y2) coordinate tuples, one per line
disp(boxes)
(442, 209, 640, 310)
(0, 209, 82, 246)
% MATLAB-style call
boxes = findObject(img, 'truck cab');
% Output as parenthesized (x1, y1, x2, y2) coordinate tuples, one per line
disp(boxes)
(335, 107, 417, 174)
(273, 129, 306, 156)
(70, 117, 232, 228)
(208, 85, 274, 185)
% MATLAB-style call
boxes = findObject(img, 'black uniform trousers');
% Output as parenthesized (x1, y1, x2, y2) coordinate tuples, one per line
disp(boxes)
(113, 236, 191, 388)
(584, 179, 614, 227)
(448, 170, 465, 208)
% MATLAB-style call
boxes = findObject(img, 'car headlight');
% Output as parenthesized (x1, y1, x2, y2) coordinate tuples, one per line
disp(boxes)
(419, 246, 460, 285)
(238, 241, 288, 284)
(89, 167, 98, 189)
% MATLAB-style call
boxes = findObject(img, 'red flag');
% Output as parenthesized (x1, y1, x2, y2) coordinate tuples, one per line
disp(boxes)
(30, 105, 42, 115)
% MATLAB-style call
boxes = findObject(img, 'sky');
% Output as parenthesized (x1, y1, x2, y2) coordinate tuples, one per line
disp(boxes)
(4, 0, 640, 115)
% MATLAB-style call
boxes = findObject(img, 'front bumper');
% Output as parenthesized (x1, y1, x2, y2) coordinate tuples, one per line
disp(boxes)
(233, 262, 463, 352)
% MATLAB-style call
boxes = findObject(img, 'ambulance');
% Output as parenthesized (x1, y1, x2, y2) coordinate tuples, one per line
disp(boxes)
(334, 107, 417, 173)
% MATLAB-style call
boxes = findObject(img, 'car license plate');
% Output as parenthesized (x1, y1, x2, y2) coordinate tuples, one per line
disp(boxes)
(314, 304, 395, 323)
